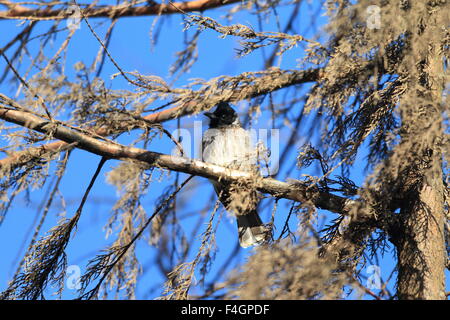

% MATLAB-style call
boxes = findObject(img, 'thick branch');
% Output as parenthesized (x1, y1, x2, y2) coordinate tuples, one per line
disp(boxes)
(0, 106, 356, 216)
(0, 68, 320, 170)
(0, 0, 241, 20)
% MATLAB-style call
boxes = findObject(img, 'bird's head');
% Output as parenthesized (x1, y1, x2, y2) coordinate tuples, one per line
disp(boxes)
(205, 102, 239, 128)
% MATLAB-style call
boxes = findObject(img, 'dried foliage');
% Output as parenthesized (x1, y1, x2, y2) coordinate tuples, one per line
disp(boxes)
(161, 199, 222, 300)
(184, 14, 320, 57)
(0, 0, 448, 300)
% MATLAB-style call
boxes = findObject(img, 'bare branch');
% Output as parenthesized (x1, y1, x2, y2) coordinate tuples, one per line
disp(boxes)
(0, 105, 361, 217)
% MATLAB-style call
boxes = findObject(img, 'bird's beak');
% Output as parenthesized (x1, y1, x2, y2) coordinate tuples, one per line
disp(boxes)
(205, 112, 215, 119)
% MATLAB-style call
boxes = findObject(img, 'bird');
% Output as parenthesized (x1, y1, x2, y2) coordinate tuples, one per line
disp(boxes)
(202, 102, 268, 248)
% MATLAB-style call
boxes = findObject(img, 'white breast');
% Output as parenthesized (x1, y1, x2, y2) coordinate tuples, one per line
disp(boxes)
(202, 127, 256, 171)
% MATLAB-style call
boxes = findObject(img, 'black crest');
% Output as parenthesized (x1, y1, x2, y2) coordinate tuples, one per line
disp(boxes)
(205, 102, 238, 128)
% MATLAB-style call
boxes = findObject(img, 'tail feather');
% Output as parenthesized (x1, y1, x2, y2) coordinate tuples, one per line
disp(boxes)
(236, 211, 267, 248)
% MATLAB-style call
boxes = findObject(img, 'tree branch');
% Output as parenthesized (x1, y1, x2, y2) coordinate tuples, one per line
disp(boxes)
(0, 105, 359, 216)
(0, 0, 241, 20)
(0, 68, 321, 170)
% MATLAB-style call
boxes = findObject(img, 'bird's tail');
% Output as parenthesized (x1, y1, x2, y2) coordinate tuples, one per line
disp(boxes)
(236, 210, 268, 248)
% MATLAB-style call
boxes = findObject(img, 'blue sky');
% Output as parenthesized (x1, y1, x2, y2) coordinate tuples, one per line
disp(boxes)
(0, 1, 447, 299)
